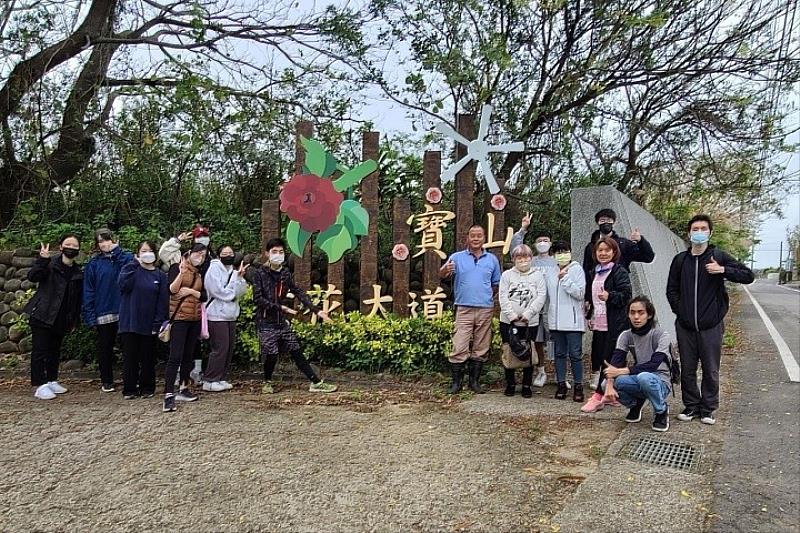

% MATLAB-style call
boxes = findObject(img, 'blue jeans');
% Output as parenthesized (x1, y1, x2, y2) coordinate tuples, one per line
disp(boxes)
(613, 373, 669, 414)
(551, 330, 583, 385)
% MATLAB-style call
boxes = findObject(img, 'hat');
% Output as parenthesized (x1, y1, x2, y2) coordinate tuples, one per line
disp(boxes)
(191, 224, 210, 239)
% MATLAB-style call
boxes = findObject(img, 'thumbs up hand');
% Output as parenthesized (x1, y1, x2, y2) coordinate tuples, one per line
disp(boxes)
(706, 256, 725, 275)
(629, 228, 641, 242)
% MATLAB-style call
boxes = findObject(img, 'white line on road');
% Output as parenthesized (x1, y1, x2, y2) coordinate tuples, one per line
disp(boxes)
(743, 285, 800, 383)
(777, 284, 800, 293)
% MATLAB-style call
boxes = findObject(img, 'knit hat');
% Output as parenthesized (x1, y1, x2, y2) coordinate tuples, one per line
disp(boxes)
(191, 224, 210, 239)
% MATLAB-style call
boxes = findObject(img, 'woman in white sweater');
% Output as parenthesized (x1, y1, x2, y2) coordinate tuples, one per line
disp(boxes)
(498, 244, 547, 397)
(203, 245, 249, 392)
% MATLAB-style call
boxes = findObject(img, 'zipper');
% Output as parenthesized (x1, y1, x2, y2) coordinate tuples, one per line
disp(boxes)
(693, 256, 699, 332)
(555, 277, 561, 330)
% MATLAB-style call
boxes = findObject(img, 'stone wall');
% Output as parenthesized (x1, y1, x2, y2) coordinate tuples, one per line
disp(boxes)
(571, 186, 686, 342)
(0, 249, 36, 357)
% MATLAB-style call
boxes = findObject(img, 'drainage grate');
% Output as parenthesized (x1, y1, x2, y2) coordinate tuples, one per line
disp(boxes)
(622, 436, 703, 472)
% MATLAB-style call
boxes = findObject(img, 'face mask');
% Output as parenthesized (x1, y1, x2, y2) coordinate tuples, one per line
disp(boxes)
(269, 253, 285, 266)
(554, 252, 571, 265)
(195, 236, 210, 246)
(190, 255, 204, 267)
(220, 256, 235, 266)
(62, 248, 80, 259)
(690, 231, 709, 245)
(515, 259, 531, 272)
(99, 242, 116, 254)
(535, 242, 551, 254)
(599, 223, 613, 235)
(139, 252, 156, 264)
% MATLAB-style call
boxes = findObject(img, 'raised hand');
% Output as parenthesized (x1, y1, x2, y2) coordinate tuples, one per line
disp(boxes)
(706, 256, 725, 275)
(521, 212, 531, 230)
(629, 227, 641, 242)
(178, 231, 192, 242)
(39, 243, 50, 258)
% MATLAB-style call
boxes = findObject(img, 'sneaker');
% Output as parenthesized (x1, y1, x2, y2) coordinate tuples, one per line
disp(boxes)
(175, 388, 198, 402)
(34, 384, 56, 400)
(652, 407, 670, 432)
(219, 381, 234, 390)
(565, 380, 572, 390)
(533, 368, 547, 388)
(262, 382, 274, 394)
(572, 384, 584, 403)
(162, 394, 177, 412)
(677, 407, 699, 422)
(190, 369, 203, 385)
(581, 392, 605, 413)
(123, 393, 137, 400)
(554, 382, 568, 400)
(309, 381, 338, 393)
(603, 397, 623, 407)
(700, 412, 716, 425)
(46, 381, 67, 394)
(625, 399, 646, 423)
(101, 383, 115, 393)
(521, 386, 532, 398)
(141, 391, 155, 399)
(202, 381, 227, 392)
(589, 371, 600, 390)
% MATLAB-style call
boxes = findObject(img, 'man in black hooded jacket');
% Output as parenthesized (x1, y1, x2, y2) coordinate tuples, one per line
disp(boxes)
(581, 208, 655, 279)
(666, 214, 754, 426)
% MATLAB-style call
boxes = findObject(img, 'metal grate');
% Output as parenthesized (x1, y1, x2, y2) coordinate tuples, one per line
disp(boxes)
(622, 436, 703, 472)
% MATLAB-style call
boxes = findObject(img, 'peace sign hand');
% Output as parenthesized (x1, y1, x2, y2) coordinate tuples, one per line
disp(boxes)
(521, 212, 531, 230)
(39, 243, 50, 258)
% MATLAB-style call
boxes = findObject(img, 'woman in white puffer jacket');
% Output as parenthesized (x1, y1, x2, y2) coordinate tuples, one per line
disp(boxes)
(203, 245, 249, 392)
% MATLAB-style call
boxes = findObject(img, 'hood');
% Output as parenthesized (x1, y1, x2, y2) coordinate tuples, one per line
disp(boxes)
(590, 228, 618, 243)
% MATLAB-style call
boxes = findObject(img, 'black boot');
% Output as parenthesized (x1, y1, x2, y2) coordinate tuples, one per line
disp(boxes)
(555, 382, 568, 400)
(573, 384, 585, 403)
(448, 362, 466, 394)
(504, 369, 515, 396)
(468, 360, 485, 394)
(521, 367, 533, 398)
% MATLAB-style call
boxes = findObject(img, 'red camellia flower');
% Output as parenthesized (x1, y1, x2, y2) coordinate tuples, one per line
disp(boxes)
(425, 187, 443, 204)
(279, 174, 344, 232)
(392, 243, 410, 261)
(490, 194, 507, 211)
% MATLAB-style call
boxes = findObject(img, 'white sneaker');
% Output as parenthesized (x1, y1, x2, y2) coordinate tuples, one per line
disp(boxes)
(533, 368, 547, 388)
(190, 369, 203, 385)
(202, 381, 227, 392)
(34, 384, 56, 400)
(219, 381, 233, 390)
(47, 381, 67, 394)
(589, 372, 600, 390)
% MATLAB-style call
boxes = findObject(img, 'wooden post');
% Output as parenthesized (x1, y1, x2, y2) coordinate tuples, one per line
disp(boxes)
(485, 177, 507, 266)
(454, 114, 475, 248)
(423, 150, 443, 292)
(260, 199, 280, 261)
(392, 197, 411, 317)
(327, 259, 344, 312)
(293, 121, 313, 292)
(359, 131, 380, 314)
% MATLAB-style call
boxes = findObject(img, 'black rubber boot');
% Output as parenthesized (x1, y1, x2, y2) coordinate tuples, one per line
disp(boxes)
(555, 382, 568, 400)
(521, 366, 533, 398)
(468, 360, 485, 394)
(504, 368, 515, 396)
(448, 362, 466, 394)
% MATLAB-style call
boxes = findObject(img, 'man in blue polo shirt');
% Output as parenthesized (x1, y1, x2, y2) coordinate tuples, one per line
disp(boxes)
(440, 224, 502, 394)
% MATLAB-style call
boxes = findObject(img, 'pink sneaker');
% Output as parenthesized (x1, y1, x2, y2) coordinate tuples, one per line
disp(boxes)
(581, 392, 605, 413)
(603, 397, 623, 407)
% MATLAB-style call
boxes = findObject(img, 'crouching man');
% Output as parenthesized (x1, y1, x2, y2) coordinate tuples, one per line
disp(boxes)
(602, 296, 672, 432)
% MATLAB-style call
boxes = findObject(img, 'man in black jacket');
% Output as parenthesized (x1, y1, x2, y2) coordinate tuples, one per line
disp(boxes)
(582, 208, 655, 278)
(666, 214, 754, 425)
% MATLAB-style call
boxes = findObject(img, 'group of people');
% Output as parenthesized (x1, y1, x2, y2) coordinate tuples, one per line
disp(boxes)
(440, 210, 754, 432)
(26, 226, 336, 413)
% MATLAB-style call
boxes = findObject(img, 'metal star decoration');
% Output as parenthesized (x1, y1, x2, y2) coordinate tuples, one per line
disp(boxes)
(434, 105, 525, 195)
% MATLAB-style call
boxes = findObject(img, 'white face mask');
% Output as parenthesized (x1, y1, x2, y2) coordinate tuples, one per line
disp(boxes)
(139, 252, 156, 264)
(535, 241, 551, 254)
(99, 242, 117, 254)
(269, 253, 285, 266)
(195, 236, 210, 246)
(190, 255, 204, 267)
(515, 259, 531, 272)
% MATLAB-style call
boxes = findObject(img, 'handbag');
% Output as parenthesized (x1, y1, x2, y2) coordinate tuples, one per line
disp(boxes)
(501, 343, 532, 369)
(158, 294, 191, 343)
(501, 325, 534, 369)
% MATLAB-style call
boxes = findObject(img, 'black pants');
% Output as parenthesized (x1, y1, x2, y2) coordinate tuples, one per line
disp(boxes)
(676, 320, 724, 412)
(164, 321, 200, 394)
(30, 324, 65, 387)
(262, 351, 319, 384)
(96, 322, 118, 386)
(592, 329, 622, 394)
(121, 333, 157, 396)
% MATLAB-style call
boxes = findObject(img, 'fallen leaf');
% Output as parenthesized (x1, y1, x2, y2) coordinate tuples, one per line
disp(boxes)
(680, 490, 691, 498)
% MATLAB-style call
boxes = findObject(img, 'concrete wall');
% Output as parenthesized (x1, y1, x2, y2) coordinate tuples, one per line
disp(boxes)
(0, 249, 36, 357)
(571, 186, 686, 341)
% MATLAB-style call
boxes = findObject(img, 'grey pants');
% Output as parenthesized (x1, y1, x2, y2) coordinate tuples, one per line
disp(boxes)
(205, 321, 236, 382)
(676, 320, 723, 412)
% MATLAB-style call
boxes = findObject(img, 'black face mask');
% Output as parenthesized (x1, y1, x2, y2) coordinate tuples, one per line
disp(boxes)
(599, 223, 613, 235)
(220, 256, 235, 266)
(62, 248, 80, 259)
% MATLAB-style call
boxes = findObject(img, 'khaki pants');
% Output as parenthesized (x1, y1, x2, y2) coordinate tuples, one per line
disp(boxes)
(448, 306, 495, 363)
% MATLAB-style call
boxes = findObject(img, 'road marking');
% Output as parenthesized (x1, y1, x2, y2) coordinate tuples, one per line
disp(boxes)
(743, 285, 800, 383)
(776, 284, 800, 293)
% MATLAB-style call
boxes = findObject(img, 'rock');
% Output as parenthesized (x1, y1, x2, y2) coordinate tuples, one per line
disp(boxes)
(15, 268, 30, 279)
(61, 359, 84, 371)
(21, 280, 34, 291)
(0, 277, 5, 287)
(3, 279, 21, 292)
(10, 298, 27, 313)
(0, 264, 6, 276)
(0, 311, 19, 326)
(0, 251, 13, 265)
(0, 326, 7, 343)
(13, 247, 36, 258)
(0, 340, 18, 354)
(483, 369, 503, 383)
(18, 335, 32, 353)
(11, 256, 35, 268)
(8, 324, 25, 342)
(0, 303, 9, 315)
(5, 267, 15, 279)
(4, 292, 15, 304)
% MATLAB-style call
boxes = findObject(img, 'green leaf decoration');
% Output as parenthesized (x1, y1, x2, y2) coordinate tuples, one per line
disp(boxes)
(316, 223, 353, 263)
(300, 136, 330, 177)
(333, 160, 378, 192)
(285, 220, 312, 257)
(323, 152, 338, 178)
(339, 199, 369, 236)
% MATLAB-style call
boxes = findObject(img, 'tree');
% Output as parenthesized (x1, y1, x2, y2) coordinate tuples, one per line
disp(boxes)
(0, 0, 362, 227)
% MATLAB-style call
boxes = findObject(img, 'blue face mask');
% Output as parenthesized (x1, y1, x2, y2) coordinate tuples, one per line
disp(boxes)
(690, 231, 709, 245)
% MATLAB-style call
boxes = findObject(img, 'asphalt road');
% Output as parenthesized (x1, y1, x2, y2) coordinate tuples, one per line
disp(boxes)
(746, 279, 800, 366)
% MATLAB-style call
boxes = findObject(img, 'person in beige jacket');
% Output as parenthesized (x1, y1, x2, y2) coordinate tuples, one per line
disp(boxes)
(499, 244, 547, 397)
